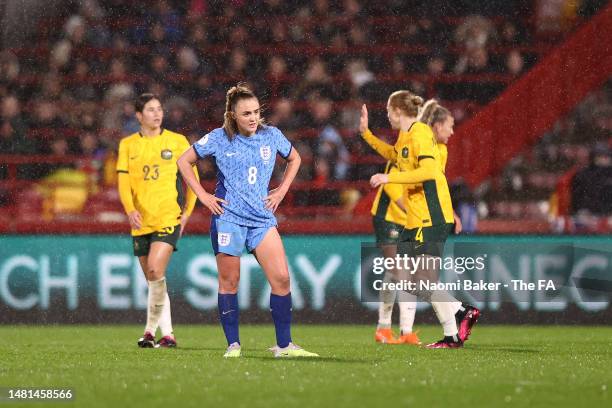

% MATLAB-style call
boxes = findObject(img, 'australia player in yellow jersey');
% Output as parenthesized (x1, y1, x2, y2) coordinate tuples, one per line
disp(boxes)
(360, 111, 421, 346)
(417, 98, 481, 343)
(362, 90, 479, 348)
(116, 93, 199, 348)
(418, 99, 462, 231)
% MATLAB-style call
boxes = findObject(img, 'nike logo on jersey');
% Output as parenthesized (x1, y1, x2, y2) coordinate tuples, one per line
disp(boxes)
(226, 152, 237, 157)
(129, 156, 137, 160)
(222, 310, 235, 315)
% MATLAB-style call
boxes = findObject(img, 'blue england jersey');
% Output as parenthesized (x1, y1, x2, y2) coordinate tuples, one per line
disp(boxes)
(192, 125, 292, 227)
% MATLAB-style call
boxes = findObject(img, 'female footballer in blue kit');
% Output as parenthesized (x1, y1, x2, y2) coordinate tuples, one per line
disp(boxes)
(177, 83, 318, 358)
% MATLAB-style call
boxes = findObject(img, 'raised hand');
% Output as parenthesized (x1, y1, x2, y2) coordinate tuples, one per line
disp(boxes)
(359, 104, 369, 134)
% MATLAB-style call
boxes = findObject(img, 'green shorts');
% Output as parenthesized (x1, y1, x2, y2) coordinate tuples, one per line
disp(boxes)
(399, 223, 454, 257)
(372, 217, 404, 244)
(133, 225, 180, 257)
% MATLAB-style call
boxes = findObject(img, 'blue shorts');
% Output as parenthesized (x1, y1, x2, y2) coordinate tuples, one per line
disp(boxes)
(211, 217, 272, 256)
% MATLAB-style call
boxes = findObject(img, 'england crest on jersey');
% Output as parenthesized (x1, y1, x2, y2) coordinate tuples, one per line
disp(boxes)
(260, 145, 272, 163)
(218, 232, 231, 247)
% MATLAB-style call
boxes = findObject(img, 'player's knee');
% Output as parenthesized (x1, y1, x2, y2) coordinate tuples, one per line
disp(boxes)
(219, 275, 240, 292)
(271, 273, 290, 293)
(146, 267, 165, 281)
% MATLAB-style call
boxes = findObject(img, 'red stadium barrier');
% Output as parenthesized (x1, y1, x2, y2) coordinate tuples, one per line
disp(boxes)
(447, 3, 612, 187)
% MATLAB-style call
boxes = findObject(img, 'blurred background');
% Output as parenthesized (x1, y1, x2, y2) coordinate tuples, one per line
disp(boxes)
(0, 0, 610, 323)
(0, 0, 610, 234)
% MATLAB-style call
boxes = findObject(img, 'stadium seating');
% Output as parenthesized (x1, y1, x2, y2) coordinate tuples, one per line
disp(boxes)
(1, 1, 608, 234)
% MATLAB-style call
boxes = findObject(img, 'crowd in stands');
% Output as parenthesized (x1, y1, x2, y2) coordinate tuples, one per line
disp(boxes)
(0, 0, 607, 229)
(484, 79, 612, 232)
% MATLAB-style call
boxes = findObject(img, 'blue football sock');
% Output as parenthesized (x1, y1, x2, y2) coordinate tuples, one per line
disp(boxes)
(218, 293, 240, 345)
(270, 292, 292, 348)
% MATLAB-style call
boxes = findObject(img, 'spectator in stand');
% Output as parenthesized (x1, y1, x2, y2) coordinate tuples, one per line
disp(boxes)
(340, 0, 364, 20)
(119, 101, 140, 135)
(228, 25, 249, 47)
(150, 54, 170, 84)
(288, 6, 315, 44)
(454, 46, 493, 74)
(499, 21, 524, 46)
(0, 95, 32, 153)
(311, 0, 335, 44)
(30, 100, 66, 136)
(454, 15, 497, 50)
(69, 60, 97, 101)
(268, 98, 301, 131)
(346, 59, 375, 96)
(427, 52, 448, 76)
(78, 0, 111, 48)
(102, 86, 135, 132)
(174, 46, 200, 95)
(106, 58, 136, 103)
(0, 51, 20, 89)
(176, 46, 200, 77)
(39, 74, 65, 101)
(77, 131, 105, 157)
(186, 0, 208, 22)
(266, 56, 291, 98)
(294, 57, 333, 101)
(309, 96, 351, 180)
(0, 117, 30, 155)
(147, 0, 183, 44)
(227, 48, 249, 78)
(186, 24, 209, 53)
(49, 13, 107, 74)
(258, 0, 289, 16)
(163, 97, 192, 133)
(505, 49, 526, 77)
(453, 46, 499, 103)
(268, 99, 310, 180)
(31, 136, 73, 178)
(186, 26, 215, 79)
(64, 100, 98, 132)
(268, 20, 289, 45)
(571, 144, 612, 216)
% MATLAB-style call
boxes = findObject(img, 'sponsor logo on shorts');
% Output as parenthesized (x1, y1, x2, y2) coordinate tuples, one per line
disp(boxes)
(157, 226, 175, 237)
(218, 232, 231, 247)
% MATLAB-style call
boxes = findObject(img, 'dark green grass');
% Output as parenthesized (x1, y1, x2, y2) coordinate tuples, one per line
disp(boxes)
(1, 325, 610, 407)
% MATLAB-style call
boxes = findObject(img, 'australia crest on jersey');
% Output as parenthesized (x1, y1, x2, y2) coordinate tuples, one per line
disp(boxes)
(260, 145, 272, 164)
(161, 149, 173, 160)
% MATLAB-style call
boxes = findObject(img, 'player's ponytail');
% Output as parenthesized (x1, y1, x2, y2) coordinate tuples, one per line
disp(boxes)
(418, 98, 451, 127)
(388, 90, 424, 118)
(223, 82, 260, 139)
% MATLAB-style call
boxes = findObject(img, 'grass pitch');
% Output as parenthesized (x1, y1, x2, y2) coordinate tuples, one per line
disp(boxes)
(1, 325, 610, 407)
